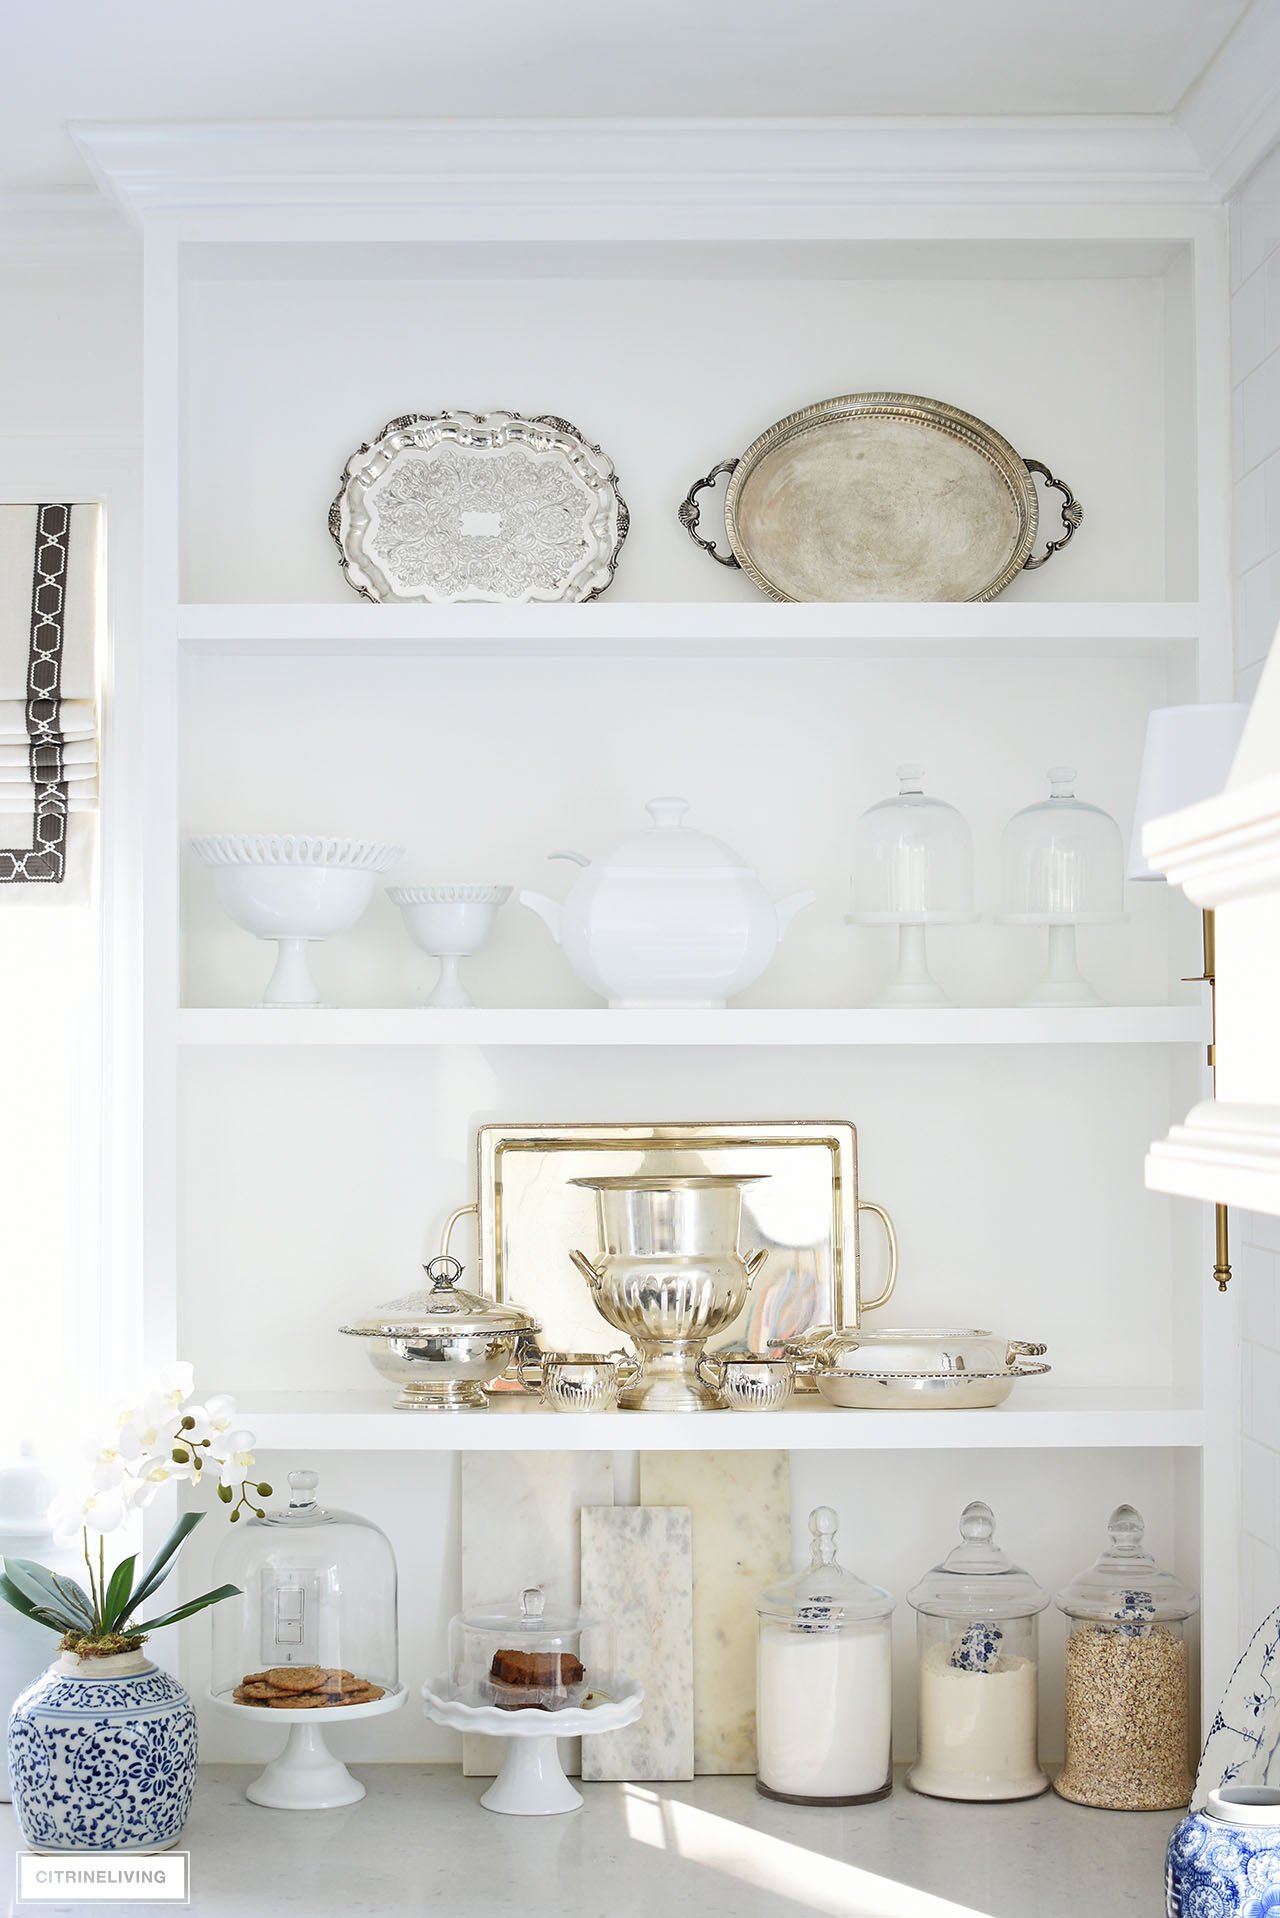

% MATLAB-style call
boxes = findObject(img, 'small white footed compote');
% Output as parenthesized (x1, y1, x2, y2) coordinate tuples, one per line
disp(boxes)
(191, 835, 402, 1006)
(421, 1677, 643, 1815)
(388, 885, 510, 1007)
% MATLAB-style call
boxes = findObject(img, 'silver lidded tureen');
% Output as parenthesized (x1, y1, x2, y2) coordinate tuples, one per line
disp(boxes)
(340, 1255, 539, 1411)
(569, 1174, 768, 1411)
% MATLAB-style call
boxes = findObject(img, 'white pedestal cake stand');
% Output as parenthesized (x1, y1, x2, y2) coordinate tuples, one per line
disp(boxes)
(422, 1678, 643, 1815)
(212, 1684, 406, 1809)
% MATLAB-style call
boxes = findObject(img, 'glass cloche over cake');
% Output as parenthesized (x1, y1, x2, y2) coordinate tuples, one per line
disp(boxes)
(211, 1469, 399, 1709)
(449, 1585, 613, 1711)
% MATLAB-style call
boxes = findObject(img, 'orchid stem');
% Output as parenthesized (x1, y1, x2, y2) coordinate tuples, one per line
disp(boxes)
(83, 1528, 98, 1622)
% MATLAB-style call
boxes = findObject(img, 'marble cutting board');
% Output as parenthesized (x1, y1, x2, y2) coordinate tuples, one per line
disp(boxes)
(639, 1451, 790, 1774)
(460, 1451, 613, 1777)
(580, 1505, 694, 1782)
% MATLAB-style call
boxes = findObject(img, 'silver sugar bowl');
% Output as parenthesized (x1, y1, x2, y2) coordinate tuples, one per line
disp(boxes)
(569, 1174, 768, 1411)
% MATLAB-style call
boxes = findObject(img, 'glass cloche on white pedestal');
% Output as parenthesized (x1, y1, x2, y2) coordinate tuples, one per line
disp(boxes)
(849, 765, 976, 1006)
(210, 1469, 404, 1809)
(1000, 767, 1126, 1006)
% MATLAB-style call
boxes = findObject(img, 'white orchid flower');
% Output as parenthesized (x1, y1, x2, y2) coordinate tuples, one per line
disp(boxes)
(214, 1433, 258, 1487)
(50, 1485, 126, 1541)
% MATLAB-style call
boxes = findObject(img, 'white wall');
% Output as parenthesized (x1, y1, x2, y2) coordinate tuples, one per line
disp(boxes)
(1230, 146, 1280, 1631)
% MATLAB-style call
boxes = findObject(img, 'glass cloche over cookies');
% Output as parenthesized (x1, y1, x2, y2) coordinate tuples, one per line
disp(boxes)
(211, 1468, 399, 1710)
(448, 1585, 614, 1712)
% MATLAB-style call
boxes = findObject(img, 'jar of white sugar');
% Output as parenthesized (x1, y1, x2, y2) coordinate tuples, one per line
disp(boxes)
(755, 1505, 893, 1806)
(1054, 1504, 1196, 1812)
(906, 1500, 1048, 1803)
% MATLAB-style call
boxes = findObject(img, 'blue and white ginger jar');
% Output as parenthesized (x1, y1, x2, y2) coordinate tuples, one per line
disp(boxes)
(1168, 1786, 1280, 1917)
(7, 1650, 197, 1852)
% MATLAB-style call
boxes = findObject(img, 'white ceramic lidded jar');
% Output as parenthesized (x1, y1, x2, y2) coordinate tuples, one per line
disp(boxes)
(906, 1500, 1048, 1802)
(519, 797, 815, 1007)
(755, 1506, 893, 1805)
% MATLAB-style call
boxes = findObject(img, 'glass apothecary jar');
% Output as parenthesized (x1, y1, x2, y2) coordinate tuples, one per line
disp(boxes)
(1054, 1503, 1196, 1811)
(211, 1469, 399, 1706)
(449, 1586, 614, 1711)
(906, 1500, 1048, 1802)
(755, 1506, 894, 1806)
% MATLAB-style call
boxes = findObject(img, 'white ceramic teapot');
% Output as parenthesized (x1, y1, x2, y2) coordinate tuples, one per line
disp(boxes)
(519, 797, 815, 1008)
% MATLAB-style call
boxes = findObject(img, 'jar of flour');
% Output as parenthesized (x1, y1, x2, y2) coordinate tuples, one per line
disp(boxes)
(906, 1500, 1049, 1803)
(755, 1505, 893, 1806)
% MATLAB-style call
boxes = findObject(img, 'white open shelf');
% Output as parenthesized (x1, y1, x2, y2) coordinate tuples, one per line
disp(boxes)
(236, 1387, 1205, 1452)
(176, 1004, 1210, 1046)
(177, 599, 1200, 661)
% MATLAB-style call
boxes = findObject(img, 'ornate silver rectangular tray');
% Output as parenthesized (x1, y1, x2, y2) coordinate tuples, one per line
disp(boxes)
(679, 391, 1081, 603)
(467, 1120, 896, 1362)
(330, 411, 628, 603)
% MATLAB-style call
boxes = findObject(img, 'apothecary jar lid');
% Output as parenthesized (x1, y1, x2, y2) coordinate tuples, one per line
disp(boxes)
(1055, 1503, 1198, 1624)
(907, 1500, 1048, 1620)
(756, 1506, 893, 1630)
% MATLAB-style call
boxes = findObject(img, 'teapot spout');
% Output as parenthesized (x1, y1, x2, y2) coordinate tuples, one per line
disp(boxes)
(518, 891, 563, 945)
(775, 890, 817, 939)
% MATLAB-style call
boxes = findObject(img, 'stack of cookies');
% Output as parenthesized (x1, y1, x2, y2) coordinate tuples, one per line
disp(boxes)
(232, 1665, 385, 1709)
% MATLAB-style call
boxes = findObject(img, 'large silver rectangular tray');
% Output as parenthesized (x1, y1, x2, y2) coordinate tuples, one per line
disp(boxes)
(473, 1120, 894, 1361)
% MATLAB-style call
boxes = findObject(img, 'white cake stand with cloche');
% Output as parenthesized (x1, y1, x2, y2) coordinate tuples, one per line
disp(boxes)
(999, 767, 1127, 1006)
(848, 766, 977, 1007)
(424, 1586, 641, 1815)
(210, 1470, 405, 1808)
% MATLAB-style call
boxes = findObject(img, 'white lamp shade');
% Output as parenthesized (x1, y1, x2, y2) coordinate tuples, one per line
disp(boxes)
(1128, 703, 1250, 881)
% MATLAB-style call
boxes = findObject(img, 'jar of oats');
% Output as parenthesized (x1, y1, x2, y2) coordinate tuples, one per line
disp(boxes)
(1054, 1503, 1196, 1811)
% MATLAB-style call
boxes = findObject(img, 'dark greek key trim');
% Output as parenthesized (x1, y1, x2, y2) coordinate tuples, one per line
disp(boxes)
(0, 504, 72, 885)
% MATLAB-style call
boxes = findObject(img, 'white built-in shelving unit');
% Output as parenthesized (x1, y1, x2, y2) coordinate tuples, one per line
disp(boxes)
(77, 121, 1238, 1769)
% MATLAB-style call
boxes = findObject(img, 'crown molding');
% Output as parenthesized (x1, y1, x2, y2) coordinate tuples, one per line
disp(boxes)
(0, 190, 132, 256)
(1147, 1099, 1280, 1214)
(1178, 0, 1280, 197)
(71, 116, 1217, 221)
(1143, 771, 1280, 909)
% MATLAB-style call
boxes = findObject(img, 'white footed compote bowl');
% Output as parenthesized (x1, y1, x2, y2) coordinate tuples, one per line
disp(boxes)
(191, 834, 403, 1006)
(388, 885, 510, 1007)
(422, 1677, 643, 1815)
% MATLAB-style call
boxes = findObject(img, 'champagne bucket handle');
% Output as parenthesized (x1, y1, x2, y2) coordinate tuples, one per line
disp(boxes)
(570, 1247, 605, 1290)
(744, 1247, 769, 1286)
(857, 1200, 899, 1313)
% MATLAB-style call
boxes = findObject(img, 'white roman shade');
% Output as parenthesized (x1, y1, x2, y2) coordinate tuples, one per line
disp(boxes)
(0, 503, 99, 901)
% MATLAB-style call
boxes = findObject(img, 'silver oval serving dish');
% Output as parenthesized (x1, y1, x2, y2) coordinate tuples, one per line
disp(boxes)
(807, 1326, 1050, 1410)
(331, 411, 628, 604)
(679, 392, 1081, 603)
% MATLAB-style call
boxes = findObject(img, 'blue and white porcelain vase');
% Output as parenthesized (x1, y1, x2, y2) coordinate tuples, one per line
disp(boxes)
(1167, 1785, 1280, 1916)
(7, 1649, 198, 1852)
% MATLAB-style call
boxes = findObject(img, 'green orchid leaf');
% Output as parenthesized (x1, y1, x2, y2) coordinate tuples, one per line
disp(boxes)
(132, 1582, 241, 1635)
(101, 1554, 138, 1635)
(127, 1511, 204, 1613)
(3, 1560, 94, 1629)
(0, 1572, 70, 1631)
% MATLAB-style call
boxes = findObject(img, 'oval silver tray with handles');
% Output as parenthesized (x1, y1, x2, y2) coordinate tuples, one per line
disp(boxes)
(801, 1327, 1051, 1410)
(679, 392, 1082, 603)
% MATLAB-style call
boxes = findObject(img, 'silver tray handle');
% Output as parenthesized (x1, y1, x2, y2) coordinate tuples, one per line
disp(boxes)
(678, 459, 741, 567)
(1022, 460, 1083, 569)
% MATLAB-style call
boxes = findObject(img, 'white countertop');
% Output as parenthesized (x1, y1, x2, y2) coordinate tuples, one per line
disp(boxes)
(1, 1766, 1176, 1917)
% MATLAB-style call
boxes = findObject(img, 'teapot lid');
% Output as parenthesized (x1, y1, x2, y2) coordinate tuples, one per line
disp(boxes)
(600, 798, 752, 872)
(339, 1255, 539, 1339)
